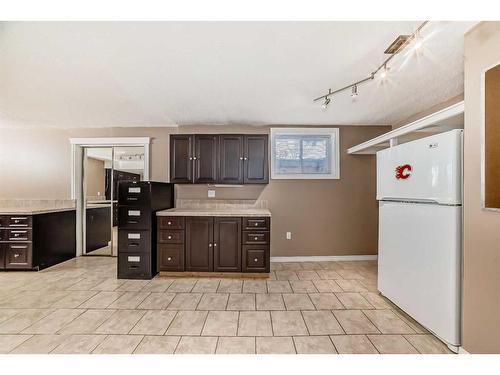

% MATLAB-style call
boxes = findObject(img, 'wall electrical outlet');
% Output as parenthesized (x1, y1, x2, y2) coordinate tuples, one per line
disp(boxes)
(208, 189, 216, 198)
(286, 232, 292, 240)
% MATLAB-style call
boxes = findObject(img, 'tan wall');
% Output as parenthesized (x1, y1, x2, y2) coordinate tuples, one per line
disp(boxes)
(463, 21, 500, 354)
(85, 157, 106, 197)
(0, 124, 389, 257)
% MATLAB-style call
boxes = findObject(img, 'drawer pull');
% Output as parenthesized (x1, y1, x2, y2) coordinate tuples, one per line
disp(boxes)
(167, 257, 172, 261)
(11, 245, 28, 249)
(214, 243, 217, 247)
(14, 253, 20, 258)
(127, 220, 139, 224)
(127, 197, 138, 201)
(254, 237, 258, 240)
(209, 243, 212, 247)
(254, 223, 258, 226)
(254, 258, 259, 262)
(167, 221, 172, 225)
(167, 235, 172, 239)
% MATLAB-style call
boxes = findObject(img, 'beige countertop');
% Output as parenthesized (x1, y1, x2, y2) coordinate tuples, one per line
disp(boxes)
(0, 207, 77, 215)
(156, 208, 271, 217)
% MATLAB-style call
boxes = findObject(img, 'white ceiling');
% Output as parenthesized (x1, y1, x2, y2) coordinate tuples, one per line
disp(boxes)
(0, 21, 474, 129)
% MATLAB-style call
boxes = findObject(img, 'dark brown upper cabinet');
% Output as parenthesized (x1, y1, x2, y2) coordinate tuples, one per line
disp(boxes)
(244, 135, 269, 184)
(170, 135, 193, 183)
(169, 134, 268, 184)
(219, 135, 244, 184)
(213, 217, 241, 272)
(194, 135, 218, 184)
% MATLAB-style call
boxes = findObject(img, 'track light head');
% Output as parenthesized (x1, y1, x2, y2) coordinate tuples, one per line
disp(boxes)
(351, 85, 358, 97)
(321, 97, 331, 111)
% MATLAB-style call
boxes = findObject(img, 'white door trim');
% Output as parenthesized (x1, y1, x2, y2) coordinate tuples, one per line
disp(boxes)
(70, 137, 151, 257)
(270, 255, 378, 262)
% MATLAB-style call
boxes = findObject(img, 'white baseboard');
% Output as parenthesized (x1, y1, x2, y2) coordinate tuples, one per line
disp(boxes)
(458, 347, 469, 354)
(270, 255, 378, 262)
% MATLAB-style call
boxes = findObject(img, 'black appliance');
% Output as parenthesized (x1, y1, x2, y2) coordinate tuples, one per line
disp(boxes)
(117, 181, 175, 279)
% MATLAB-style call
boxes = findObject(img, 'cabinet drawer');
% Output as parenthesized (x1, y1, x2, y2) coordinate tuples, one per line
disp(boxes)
(158, 230, 184, 244)
(158, 244, 185, 271)
(118, 206, 151, 230)
(242, 231, 269, 245)
(118, 230, 151, 253)
(118, 253, 152, 279)
(4, 216, 32, 228)
(242, 245, 269, 273)
(242, 217, 270, 231)
(118, 183, 150, 205)
(158, 216, 185, 230)
(5, 243, 32, 269)
(6, 229, 32, 242)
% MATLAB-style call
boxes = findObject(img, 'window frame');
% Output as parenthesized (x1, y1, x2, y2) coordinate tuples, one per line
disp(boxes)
(270, 127, 340, 180)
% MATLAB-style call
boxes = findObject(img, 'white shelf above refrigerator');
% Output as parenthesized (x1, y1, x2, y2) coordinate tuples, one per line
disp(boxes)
(347, 101, 464, 155)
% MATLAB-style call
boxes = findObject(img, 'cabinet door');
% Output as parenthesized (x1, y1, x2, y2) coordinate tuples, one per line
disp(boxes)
(170, 135, 193, 183)
(185, 217, 213, 271)
(0, 244, 5, 269)
(219, 135, 244, 184)
(244, 135, 269, 184)
(194, 135, 218, 184)
(213, 217, 241, 272)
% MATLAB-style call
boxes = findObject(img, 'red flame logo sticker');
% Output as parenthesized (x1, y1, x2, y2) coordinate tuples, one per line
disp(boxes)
(395, 164, 412, 180)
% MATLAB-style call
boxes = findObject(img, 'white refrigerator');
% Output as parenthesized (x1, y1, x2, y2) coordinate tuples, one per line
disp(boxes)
(377, 129, 462, 351)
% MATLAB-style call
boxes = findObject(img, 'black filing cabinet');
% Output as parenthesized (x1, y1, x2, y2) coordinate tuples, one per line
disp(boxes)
(117, 181, 175, 279)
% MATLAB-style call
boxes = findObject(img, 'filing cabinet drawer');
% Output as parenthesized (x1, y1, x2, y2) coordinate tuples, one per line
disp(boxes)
(157, 244, 185, 271)
(118, 230, 151, 253)
(158, 216, 185, 230)
(118, 183, 150, 205)
(158, 230, 184, 244)
(118, 253, 152, 279)
(242, 245, 269, 273)
(118, 206, 151, 230)
(243, 231, 269, 245)
(5, 243, 32, 269)
(242, 217, 270, 231)
(6, 229, 32, 242)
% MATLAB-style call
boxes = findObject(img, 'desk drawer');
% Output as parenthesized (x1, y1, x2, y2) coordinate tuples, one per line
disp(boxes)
(6, 229, 32, 242)
(158, 230, 184, 244)
(242, 245, 269, 273)
(242, 217, 270, 231)
(5, 243, 32, 269)
(243, 231, 269, 245)
(158, 216, 185, 230)
(158, 244, 185, 272)
(1, 216, 32, 228)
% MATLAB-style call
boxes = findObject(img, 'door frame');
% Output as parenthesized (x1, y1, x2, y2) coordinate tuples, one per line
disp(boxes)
(69, 137, 150, 257)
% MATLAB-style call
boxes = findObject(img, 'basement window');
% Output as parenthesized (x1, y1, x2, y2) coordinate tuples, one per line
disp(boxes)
(270, 128, 340, 179)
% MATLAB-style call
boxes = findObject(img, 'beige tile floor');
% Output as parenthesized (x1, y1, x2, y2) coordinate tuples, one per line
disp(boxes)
(0, 257, 452, 354)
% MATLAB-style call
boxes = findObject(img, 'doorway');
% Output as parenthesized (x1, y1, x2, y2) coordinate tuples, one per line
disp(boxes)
(70, 138, 150, 257)
(83, 146, 145, 256)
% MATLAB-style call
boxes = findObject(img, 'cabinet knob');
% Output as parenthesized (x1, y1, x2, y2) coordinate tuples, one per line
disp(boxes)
(214, 243, 217, 247)
(167, 221, 172, 225)
(14, 220, 19, 223)
(254, 237, 258, 240)
(193, 157, 197, 160)
(209, 243, 212, 247)
(14, 253, 20, 258)
(168, 235, 172, 239)
(189, 157, 193, 160)
(254, 223, 258, 226)
(239, 157, 243, 160)
(167, 257, 172, 261)
(244, 157, 248, 161)
(254, 258, 258, 262)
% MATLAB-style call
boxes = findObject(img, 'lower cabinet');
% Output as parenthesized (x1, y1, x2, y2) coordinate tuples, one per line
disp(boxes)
(157, 215, 269, 273)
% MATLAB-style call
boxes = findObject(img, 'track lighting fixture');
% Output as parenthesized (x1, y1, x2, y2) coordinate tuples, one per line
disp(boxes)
(314, 21, 429, 108)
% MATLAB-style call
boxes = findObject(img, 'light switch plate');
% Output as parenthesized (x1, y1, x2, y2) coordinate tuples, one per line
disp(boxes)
(286, 232, 292, 240)
(208, 189, 216, 198)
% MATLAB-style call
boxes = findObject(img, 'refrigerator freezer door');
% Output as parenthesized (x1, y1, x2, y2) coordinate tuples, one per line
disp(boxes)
(378, 201, 462, 346)
(377, 130, 462, 205)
